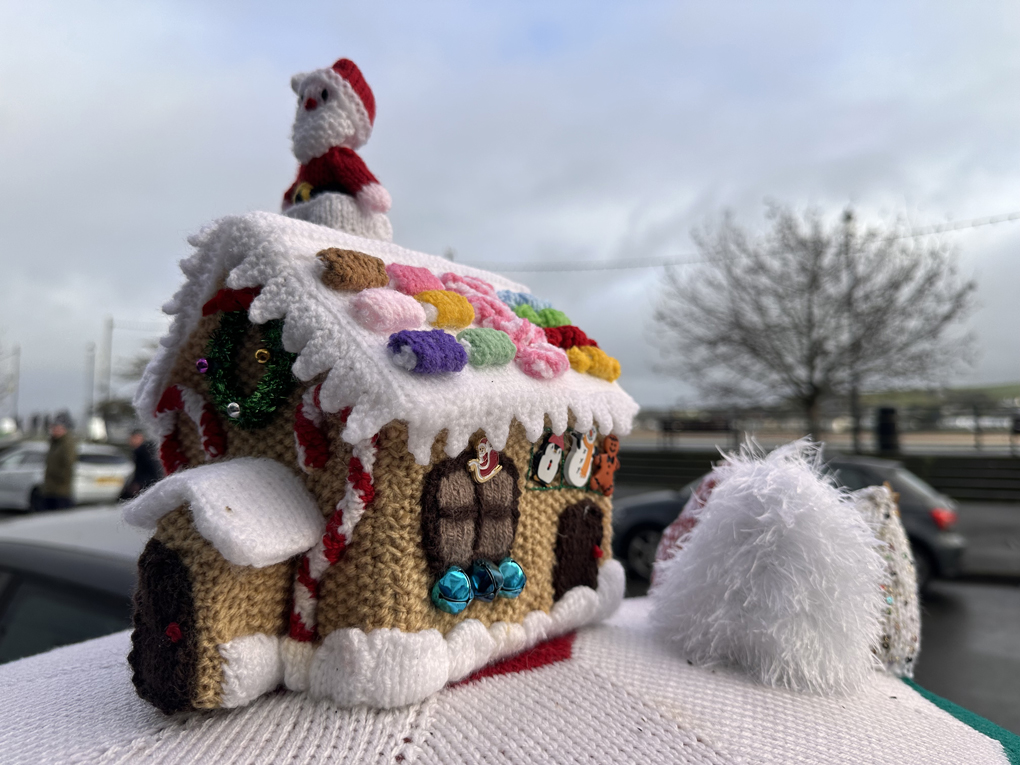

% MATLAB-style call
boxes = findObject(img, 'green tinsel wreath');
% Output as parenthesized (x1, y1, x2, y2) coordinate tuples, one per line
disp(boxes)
(206, 311, 298, 429)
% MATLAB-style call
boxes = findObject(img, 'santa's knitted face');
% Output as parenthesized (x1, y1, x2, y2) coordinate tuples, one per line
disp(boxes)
(290, 59, 376, 164)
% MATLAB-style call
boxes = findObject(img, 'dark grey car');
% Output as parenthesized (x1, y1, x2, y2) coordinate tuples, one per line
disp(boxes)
(611, 452, 966, 589)
(0, 506, 144, 663)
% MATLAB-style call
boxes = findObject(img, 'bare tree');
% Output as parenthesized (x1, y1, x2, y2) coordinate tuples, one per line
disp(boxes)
(115, 338, 160, 385)
(653, 204, 977, 444)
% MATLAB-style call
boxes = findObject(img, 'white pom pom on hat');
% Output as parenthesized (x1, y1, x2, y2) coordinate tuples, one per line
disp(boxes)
(650, 439, 887, 696)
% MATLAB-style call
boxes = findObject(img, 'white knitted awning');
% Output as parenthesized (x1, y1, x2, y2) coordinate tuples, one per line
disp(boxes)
(122, 457, 324, 567)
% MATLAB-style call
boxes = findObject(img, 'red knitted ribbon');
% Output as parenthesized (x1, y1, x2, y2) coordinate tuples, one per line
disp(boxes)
(154, 385, 227, 474)
(288, 409, 378, 642)
(543, 325, 599, 349)
(201, 286, 262, 316)
(457, 632, 577, 686)
(294, 385, 329, 471)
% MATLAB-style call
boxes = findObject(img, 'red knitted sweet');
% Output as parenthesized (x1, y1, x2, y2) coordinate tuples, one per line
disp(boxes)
(543, 325, 599, 350)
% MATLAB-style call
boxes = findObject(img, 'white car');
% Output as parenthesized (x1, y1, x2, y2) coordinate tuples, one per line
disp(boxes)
(0, 442, 134, 511)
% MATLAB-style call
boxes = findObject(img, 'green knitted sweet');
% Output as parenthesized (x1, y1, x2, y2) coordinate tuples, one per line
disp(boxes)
(513, 304, 571, 328)
(456, 327, 517, 367)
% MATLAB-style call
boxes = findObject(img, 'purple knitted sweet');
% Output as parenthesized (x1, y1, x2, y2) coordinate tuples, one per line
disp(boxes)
(387, 329, 467, 374)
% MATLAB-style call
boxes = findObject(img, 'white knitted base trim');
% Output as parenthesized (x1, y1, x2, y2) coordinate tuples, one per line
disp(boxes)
(285, 193, 393, 242)
(217, 633, 284, 709)
(304, 559, 625, 709)
(280, 636, 316, 692)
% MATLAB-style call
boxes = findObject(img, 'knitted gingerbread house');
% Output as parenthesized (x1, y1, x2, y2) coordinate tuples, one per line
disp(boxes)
(123, 211, 638, 714)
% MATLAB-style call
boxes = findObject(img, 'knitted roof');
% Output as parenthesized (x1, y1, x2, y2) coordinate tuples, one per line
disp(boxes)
(135, 212, 639, 464)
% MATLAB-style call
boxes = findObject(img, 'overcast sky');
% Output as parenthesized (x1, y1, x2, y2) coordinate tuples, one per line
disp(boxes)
(1, 1, 1018, 420)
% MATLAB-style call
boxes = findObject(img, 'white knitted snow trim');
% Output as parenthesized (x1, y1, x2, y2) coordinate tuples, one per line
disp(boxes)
(134, 212, 638, 465)
(218, 633, 285, 709)
(121, 457, 325, 568)
(298, 559, 624, 708)
(650, 440, 886, 695)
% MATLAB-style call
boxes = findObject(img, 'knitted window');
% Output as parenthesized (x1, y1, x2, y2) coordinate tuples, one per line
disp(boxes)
(420, 450, 521, 578)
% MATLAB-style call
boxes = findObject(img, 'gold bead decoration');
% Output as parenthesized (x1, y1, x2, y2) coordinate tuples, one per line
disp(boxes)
(255, 349, 271, 364)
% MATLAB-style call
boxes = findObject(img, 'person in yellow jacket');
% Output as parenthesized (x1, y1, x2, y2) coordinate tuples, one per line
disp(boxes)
(42, 411, 76, 510)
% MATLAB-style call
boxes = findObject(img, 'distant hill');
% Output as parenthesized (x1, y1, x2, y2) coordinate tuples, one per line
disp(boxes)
(860, 382, 1020, 408)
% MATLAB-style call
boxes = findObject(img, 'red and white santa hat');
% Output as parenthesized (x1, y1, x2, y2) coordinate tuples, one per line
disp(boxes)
(291, 58, 376, 148)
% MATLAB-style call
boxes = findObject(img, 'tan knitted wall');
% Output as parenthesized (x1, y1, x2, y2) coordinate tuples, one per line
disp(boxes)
(316, 420, 613, 636)
(161, 312, 614, 641)
(163, 311, 352, 520)
(153, 507, 296, 709)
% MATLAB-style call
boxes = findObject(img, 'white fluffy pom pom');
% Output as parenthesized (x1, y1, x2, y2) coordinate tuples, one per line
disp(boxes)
(650, 439, 886, 695)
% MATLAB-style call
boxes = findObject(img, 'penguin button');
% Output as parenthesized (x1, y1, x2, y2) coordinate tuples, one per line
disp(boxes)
(467, 436, 503, 483)
(531, 433, 566, 485)
(564, 427, 598, 488)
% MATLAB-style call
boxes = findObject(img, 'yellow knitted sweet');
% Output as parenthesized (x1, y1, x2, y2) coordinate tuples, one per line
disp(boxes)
(567, 346, 621, 382)
(415, 290, 475, 330)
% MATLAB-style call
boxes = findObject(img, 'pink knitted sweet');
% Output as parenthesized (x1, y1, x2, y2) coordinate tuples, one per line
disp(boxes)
(440, 272, 568, 379)
(517, 342, 571, 380)
(386, 264, 445, 295)
(350, 288, 427, 333)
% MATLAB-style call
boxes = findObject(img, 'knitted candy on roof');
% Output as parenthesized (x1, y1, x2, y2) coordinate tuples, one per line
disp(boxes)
(282, 58, 393, 241)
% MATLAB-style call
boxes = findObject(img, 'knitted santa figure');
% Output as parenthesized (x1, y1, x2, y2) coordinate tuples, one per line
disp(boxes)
(283, 58, 392, 230)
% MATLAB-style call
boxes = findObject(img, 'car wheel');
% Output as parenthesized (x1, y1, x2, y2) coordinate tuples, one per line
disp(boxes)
(911, 543, 934, 593)
(28, 487, 42, 513)
(625, 525, 663, 581)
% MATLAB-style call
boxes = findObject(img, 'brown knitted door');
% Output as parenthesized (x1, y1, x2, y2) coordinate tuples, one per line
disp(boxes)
(552, 500, 604, 601)
(129, 539, 198, 714)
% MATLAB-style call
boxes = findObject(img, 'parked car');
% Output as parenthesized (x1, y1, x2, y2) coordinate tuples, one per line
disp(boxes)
(0, 441, 133, 511)
(0, 505, 146, 663)
(612, 452, 966, 589)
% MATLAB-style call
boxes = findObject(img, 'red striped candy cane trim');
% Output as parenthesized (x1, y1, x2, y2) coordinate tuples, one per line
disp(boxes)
(153, 384, 227, 475)
(293, 384, 329, 472)
(289, 415, 377, 642)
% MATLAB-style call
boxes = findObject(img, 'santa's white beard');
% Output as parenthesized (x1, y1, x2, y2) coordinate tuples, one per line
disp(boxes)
(292, 106, 358, 164)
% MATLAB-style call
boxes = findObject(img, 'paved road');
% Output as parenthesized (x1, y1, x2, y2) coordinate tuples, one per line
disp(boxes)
(914, 579, 1020, 734)
(956, 502, 1020, 578)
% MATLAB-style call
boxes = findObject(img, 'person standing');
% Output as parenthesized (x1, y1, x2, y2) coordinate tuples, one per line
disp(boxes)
(42, 411, 76, 510)
(120, 429, 163, 500)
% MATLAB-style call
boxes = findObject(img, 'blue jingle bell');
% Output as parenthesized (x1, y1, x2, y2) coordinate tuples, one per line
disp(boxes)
(468, 560, 504, 602)
(431, 566, 474, 614)
(497, 557, 526, 598)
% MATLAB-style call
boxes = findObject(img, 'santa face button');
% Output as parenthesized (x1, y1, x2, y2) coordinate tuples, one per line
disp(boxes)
(467, 437, 502, 483)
